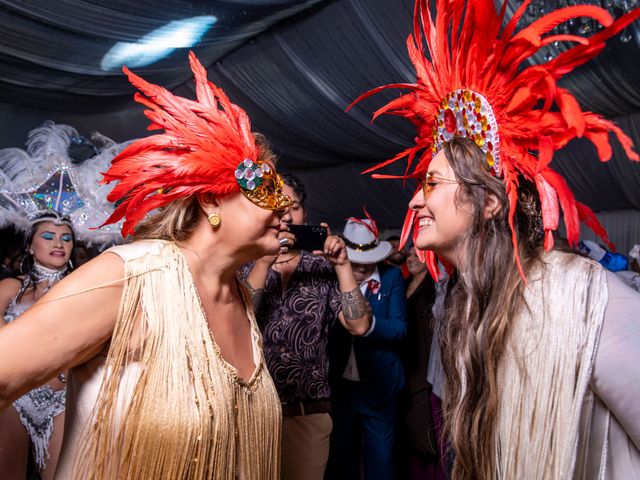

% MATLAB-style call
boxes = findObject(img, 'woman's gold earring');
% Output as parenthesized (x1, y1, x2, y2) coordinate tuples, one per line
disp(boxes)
(208, 213, 221, 228)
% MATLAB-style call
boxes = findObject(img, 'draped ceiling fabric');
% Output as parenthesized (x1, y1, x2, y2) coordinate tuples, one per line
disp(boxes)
(0, 0, 325, 111)
(0, 0, 639, 251)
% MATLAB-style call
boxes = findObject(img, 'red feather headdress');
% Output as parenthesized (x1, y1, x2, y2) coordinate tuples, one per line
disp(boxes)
(349, 0, 640, 279)
(101, 51, 286, 237)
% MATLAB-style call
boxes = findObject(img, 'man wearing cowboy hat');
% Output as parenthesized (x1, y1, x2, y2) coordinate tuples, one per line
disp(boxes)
(328, 214, 408, 480)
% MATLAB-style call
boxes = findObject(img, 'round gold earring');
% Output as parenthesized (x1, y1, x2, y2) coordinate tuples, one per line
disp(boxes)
(208, 213, 221, 228)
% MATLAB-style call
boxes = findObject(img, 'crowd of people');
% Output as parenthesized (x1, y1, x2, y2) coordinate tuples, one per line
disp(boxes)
(2, 183, 638, 480)
(0, 182, 448, 480)
(0, 1, 639, 479)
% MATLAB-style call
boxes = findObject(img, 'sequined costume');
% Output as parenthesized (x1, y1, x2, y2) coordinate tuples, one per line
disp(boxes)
(55, 240, 281, 479)
(3, 277, 66, 471)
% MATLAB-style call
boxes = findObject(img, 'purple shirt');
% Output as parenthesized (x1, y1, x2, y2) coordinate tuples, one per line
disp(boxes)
(240, 251, 341, 403)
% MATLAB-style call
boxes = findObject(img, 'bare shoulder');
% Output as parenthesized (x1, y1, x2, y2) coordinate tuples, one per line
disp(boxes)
(0, 277, 21, 295)
(0, 277, 22, 316)
(73, 249, 124, 279)
(50, 249, 125, 295)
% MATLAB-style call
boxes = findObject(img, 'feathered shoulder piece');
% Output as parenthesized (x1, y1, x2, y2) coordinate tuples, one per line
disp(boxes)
(101, 51, 289, 237)
(349, 0, 639, 279)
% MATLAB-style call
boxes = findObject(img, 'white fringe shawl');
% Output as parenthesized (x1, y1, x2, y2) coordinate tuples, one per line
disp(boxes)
(495, 251, 608, 479)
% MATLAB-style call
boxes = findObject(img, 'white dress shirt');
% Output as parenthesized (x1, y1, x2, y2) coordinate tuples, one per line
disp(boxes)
(342, 268, 379, 381)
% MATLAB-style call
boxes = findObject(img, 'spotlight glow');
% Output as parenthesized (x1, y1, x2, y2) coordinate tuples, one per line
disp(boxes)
(101, 16, 217, 71)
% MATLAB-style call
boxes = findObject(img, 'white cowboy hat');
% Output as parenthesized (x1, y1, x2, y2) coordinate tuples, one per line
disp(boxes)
(342, 217, 393, 264)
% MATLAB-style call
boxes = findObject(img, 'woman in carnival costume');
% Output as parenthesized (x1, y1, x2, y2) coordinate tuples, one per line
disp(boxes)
(0, 52, 294, 479)
(0, 212, 75, 480)
(0, 121, 124, 479)
(350, 1, 640, 478)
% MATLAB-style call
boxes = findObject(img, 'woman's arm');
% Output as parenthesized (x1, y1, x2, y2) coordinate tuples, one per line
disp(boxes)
(244, 257, 275, 310)
(591, 272, 640, 451)
(316, 224, 371, 336)
(0, 252, 124, 410)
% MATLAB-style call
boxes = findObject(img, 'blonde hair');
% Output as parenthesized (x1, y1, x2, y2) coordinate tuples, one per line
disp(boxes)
(133, 196, 201, 242)
(132, 132, 277, 242)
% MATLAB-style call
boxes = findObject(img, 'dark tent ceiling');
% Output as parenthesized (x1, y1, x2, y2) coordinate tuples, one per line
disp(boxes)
(0, 0, 639, 230)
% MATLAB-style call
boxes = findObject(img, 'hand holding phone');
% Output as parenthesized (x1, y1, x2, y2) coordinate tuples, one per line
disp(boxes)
(287, 224, 328, 252)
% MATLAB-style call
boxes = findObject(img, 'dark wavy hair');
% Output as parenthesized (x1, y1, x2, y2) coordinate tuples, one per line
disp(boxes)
(280, 172, 307, 208)
(16, 212, 76, 302)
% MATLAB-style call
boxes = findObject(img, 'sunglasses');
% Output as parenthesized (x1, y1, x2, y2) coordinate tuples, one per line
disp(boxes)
(422, 172, 459, 195)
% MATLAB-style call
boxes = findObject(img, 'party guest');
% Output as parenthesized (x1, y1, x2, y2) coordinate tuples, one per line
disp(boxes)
(397, 246, 446, 480)
(349, 1, 640, 476)
(329, 215, 407, 480)
(241, 173, 371, 480)
(0, 53, 289, 479)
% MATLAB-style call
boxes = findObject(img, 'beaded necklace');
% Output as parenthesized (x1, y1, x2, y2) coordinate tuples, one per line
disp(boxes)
(32, 260, 68, 289)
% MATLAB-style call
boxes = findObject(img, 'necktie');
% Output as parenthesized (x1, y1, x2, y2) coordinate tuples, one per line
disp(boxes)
(366, 279, 380, 294)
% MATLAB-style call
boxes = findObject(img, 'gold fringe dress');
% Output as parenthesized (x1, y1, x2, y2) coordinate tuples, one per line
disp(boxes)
(54, 240, 281, 479)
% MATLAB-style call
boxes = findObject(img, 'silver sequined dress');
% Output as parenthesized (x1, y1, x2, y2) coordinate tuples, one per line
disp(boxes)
(3, 280, 66, 470)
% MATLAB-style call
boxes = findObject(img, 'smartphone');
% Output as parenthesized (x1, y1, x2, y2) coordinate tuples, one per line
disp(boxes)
(288, 224, 328, 252)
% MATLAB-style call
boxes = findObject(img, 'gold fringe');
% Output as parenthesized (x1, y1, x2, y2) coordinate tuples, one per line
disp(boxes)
(494, 251, 607, 479)
(73, 241, 281, 479)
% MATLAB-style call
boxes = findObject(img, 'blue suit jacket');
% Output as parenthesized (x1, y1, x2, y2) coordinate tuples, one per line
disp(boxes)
(330, 264, 408, 406)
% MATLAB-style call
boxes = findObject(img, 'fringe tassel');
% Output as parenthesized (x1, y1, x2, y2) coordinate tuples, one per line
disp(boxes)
(13, 387, 65, 470)
(495, 251, 607, 479)
(73, 241, 281, 479)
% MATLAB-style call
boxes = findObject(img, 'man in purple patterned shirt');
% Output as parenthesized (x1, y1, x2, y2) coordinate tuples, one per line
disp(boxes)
(241, 173, 371, 480)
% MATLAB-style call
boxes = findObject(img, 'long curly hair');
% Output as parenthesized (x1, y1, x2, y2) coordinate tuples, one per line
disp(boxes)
(435, 137, 545, 479)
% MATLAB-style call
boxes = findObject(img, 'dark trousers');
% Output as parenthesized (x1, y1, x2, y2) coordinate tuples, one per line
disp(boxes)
(329, 380, 398, 480)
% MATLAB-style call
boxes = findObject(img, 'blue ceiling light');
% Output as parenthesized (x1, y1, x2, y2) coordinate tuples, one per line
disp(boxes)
(101, 16, 217, 71)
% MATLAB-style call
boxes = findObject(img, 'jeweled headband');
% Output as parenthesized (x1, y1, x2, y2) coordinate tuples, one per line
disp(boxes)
(29, 210, 74, 229)
(433, 89, 500, 175)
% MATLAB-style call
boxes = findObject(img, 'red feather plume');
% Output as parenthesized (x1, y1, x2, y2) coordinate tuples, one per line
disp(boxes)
(100, 51, 258, 237)
(348, 0, 640, 279)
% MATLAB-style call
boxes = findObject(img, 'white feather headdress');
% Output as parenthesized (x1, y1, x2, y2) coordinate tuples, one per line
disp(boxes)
(0, 121, 130, 246)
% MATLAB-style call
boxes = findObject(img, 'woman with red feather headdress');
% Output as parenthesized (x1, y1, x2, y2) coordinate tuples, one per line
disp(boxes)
(349, 0, 640, 478)
(0, 52, 302, 479)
